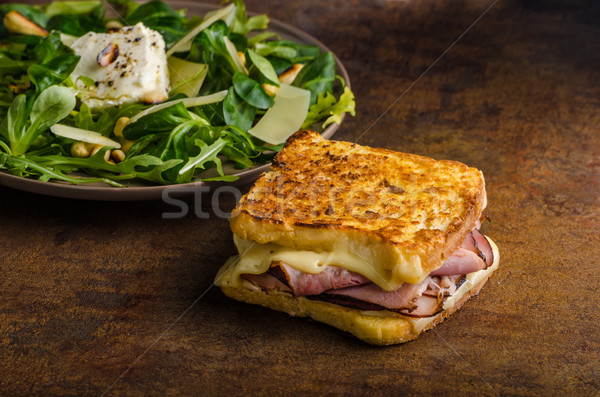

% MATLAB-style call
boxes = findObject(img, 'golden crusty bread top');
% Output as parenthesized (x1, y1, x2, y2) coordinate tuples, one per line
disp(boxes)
(229, 130, 486, 284)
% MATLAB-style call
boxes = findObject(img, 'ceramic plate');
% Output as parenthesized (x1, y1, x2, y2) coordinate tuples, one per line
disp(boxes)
(0, 2, 350, 200)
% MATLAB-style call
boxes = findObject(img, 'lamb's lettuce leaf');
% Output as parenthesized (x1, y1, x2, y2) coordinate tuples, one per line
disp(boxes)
(223, 87, 256, 132)
(3, 85, 75, 156)
(44, 0, 105, 35)
(46, 13, 105, 36)
(44, 1, 102, 17)
(228, 0, 268, 35)
(232, 72, 273, 109)
(254, 40, 320, 63)
(292, 52, 336, 105)
(192, 20, 240, 90)
(125, 0, 186, 46)
(26, 31, 80, 94)
(246, 49, 279, 86)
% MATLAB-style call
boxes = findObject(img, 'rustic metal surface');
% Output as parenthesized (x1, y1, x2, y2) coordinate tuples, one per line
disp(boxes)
(1, 0, 599, 395)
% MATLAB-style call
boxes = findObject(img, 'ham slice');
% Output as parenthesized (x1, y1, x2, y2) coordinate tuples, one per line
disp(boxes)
(242, 273, 291, 292)
(430, 248, 485, 276)
(472, 229, 494, 267)
(274, 262, 371, 296)
(325, 280, 428, 310)
(317, 279, 444, 317)
(431, 229, 494, 275)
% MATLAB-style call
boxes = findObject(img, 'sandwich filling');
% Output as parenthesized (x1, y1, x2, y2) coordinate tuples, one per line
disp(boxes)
(218, 226, 495, 319)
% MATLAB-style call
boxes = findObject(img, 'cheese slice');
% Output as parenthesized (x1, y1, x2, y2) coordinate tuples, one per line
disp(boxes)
(227, 235, 397, 291)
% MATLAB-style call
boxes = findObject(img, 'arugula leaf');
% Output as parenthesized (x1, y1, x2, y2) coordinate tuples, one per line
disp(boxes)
(117, 153, 163, 173)
(220, 144, 253, 168)
(121, 156, 184, 184)
(201, 174, 239, 182)
(179, 137, 228, 174)
(31, 146, 118, 173)
(158, 119, 200, 161)
(0, 152, 123, 186)
(292, 52, 336, 105)
(21, 148, 185, 185)
(114, 153, 184, 185)
(124, 133, 164, 159)
(123, 102, 192, 140)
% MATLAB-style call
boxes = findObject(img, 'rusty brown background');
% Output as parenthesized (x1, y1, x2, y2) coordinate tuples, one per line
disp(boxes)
(1, 0, 599, 395)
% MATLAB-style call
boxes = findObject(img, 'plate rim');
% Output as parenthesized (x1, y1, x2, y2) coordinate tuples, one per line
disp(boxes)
(0, 1, 351, 201)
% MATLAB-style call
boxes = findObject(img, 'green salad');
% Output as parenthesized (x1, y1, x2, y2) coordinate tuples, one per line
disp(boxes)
(0, 0, 355, 186)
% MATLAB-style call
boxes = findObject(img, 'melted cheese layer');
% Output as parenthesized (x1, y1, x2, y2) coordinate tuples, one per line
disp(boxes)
(215, 235, 500, 334)
(222, 234, 498, 294)
(229, 235, 399, 291)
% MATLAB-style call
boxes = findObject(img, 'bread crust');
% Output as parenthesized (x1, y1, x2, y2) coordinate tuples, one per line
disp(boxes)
(230, 130, 487, 283)
(220, 274, 491, 346)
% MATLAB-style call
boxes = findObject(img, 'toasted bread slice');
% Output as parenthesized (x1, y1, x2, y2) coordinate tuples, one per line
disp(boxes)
(230, 130, 486, 284)
(218, 237, 499, 345)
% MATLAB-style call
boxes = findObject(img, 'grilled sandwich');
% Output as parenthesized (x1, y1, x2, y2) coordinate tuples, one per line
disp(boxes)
(215, 130, 499, 345)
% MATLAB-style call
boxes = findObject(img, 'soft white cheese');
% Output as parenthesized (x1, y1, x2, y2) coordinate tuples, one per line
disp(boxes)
(70, 23, 170, 108)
